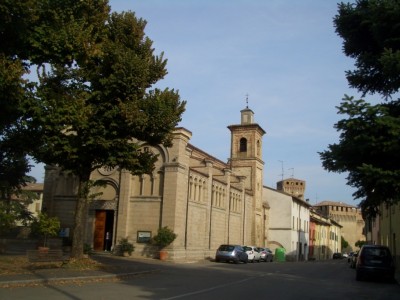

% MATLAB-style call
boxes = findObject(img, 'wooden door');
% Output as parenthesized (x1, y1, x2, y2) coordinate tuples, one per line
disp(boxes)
(94, 211, 106, 251)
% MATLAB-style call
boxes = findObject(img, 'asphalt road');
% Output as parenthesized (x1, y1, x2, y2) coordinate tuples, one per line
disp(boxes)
(0, 258, 399, 300)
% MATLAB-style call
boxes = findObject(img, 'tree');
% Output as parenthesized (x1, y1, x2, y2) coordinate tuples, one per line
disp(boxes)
(355, 240, 366, 249)
(30, 212, 61, 248)
(1, 1, 186, 258)
(334, 0, 400, 98)
(341, 236, 349, 250)
(320, 96, 400, 217)
(320, 0, 400, 218)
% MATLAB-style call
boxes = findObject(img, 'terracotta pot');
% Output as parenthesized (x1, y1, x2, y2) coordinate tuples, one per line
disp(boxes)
(38, 246, 49, 253)
(159, 250, 168, 260)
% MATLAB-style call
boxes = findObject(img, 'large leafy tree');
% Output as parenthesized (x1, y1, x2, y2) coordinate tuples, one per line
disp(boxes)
(0, 1, 36, 210)
(320, 0, 400, 218)
(1, 1, 186, 258)
(333, 0, 400, 98)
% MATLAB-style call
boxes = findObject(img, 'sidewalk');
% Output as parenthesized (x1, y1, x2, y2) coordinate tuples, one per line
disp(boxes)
(0, 252, 163, 288)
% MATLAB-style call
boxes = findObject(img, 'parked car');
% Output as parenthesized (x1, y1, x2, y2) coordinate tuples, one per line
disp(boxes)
(349, 251, 358, 269)
(355, 245, 395, 282)
(332, 252, 342, 259)
(215, 244, 248, 264)
(244, 245, 261, 263)
(258, 247, 273, 262)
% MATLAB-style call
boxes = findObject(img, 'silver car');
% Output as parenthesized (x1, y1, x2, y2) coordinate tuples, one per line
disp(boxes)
(258, 247, 273, 262)
(215, 244, 248, 264)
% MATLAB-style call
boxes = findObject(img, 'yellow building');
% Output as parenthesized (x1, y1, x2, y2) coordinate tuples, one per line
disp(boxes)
(309, 210, 342, 260)
(313, 201, 365, 252)
(379, 202, 400, 269)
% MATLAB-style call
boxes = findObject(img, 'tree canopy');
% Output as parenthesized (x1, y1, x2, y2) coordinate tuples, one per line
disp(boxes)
(320, 0, 400, 218)
(0, 0, 186, 257)
(334, 0, 400, 98)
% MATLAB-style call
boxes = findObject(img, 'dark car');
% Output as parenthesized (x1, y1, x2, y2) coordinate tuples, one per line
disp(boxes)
(349, 251, 358, 268)
(215, 244, 248, 264)
(355, 245, 395, 282)
(332, 252, 342, 259)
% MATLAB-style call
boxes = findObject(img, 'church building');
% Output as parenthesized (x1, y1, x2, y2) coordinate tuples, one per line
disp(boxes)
(42, 107, 268, 261)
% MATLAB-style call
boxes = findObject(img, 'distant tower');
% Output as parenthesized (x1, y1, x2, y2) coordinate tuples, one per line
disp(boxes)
(228, 100, 266, 246)
(277, 178, 306, 200)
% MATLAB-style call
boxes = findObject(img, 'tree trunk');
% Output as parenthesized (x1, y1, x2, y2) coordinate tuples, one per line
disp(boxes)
(71, 173, 91, 259)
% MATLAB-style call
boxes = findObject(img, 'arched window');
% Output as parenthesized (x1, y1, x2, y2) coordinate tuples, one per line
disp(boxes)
(240, 138, 247, 152)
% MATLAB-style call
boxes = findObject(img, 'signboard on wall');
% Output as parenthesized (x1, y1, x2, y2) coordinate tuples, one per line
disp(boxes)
(137, 231, 151, 243)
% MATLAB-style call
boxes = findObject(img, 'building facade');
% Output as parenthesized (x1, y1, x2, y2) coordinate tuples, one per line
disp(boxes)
(42, 108, 267, 261)
(378, 202, 400, 269)
(309, 210, 342, 260)
(263, 185, 311, 261)
(313, 201, 365, 253)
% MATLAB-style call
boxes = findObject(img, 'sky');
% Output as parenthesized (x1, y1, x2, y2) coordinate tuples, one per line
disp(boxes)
(29, 0, 362, 206)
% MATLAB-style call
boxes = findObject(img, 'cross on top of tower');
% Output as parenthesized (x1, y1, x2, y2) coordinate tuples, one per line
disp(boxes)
(245, 94, 249, 108)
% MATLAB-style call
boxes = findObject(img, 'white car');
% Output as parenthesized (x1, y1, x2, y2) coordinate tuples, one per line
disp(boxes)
(244, 246, 261, 263)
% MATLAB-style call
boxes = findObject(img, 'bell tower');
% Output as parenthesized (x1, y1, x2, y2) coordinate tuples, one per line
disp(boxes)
(228, 103, 266, 246)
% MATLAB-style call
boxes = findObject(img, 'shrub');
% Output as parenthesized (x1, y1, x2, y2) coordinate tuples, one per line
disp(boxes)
(30, 213, 60, 247)
(116, 237, 134, 256)
(152, 226, 177, 249)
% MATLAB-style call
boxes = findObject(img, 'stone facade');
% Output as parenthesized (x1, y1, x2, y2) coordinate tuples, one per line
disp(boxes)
(42, 108, 268, 261)
(313, 201, 365, 253)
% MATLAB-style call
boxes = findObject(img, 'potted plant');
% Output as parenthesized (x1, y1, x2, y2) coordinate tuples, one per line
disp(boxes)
(152, 226, 177, 260)
(30, 212, 61, 251)
(116, 237, 135, 256)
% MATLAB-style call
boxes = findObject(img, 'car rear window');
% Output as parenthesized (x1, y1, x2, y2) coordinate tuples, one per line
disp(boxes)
(364, 247, 390, 258)
(219, 245, 234, 251)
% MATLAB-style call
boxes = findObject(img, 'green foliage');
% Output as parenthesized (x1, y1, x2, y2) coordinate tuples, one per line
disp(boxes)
(1, 1, 185, 258)
(322, 0, 400, 218)
(341, 236, 349, 250)
(83, 243, 93, 255)
(30, 212, 61, 247)
(320, 96, 400, 217)
(355, 240, 366, 248)
(0, 201, 33, 235)
(116, 237, 135, 255)
(334, 0, 400, 97)
(152, 226, 177, 249)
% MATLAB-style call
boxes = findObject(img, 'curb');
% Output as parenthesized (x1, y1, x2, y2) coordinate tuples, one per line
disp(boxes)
(0, 270, 159, 288)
